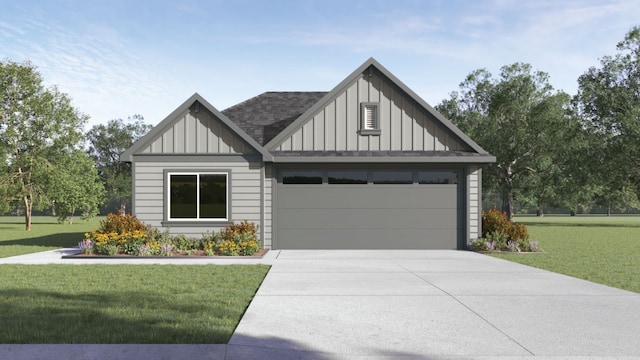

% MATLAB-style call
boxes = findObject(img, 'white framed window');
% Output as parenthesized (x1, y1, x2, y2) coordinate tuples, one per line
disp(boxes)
(360, 102, 381, 135)
(167, 172, 228, 221)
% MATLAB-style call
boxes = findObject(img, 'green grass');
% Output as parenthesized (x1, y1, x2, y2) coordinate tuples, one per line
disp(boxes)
(491, 216, 640, 293)
(0, 216, 102, 258)
(0, 264, 269, 343)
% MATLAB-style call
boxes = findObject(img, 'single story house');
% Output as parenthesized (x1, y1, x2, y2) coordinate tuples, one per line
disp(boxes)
(121, 58, 495, 250)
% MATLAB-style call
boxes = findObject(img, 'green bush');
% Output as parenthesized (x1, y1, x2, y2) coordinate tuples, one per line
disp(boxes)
(475, 208, 535, 252)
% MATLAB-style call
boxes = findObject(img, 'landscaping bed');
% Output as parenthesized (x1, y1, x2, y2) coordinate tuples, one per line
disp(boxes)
(80, 214, 263, 257)
(63, 248, 269, 259)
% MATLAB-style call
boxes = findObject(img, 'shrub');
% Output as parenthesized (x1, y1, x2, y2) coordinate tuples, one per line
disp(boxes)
(476, 208, 536, 252)
(481, 207, 511, 238)
(172, 234, 201, 252)
(98, 213, 150, 234)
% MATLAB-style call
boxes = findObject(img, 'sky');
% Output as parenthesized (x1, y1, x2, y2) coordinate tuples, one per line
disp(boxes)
(1, 0, 639, 130)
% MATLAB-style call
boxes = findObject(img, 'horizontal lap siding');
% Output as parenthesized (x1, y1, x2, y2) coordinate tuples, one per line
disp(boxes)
(133, 160, 262, 238)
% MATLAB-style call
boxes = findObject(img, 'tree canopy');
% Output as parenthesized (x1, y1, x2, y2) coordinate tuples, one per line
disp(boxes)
(574, 26, 640, 213)
(86, 116, 151, 214)
(0, 60, 102, 230)
(437, 63, 575, 217)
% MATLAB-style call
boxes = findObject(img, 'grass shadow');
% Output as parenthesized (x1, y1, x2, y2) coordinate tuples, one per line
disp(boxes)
(0, 232, 85, 248)
(0, 288, 233, 343)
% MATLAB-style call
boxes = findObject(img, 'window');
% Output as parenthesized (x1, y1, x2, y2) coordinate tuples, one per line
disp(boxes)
(418, 171, 458, 184)
(328, 171, 368, 184)
(282, 171, 322, 184)
(372, 171, 413, 184)
(360, 102, 381, 135)
(168, 172, 227, 220)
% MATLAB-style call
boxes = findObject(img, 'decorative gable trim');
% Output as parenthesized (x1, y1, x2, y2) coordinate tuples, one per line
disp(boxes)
(121, 93, 273, 162)
(264, 58, 491, 156)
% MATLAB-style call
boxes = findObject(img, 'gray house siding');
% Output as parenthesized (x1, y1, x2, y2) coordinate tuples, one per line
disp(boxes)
(140, 108, 254, 155)
(132, 158, 262, 238)
(263, 164, 273, 249)
(468, 165, 481, 243)
(274, 72, 465, 152)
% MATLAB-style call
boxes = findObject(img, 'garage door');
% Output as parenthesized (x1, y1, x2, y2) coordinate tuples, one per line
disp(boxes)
(275, 169, 462, 249)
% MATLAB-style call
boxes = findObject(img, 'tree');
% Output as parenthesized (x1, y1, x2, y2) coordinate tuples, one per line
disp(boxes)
(47, 150, 105, 223)
(574, 26, 640, 214)
(86, 116, 151, 214)
(437, 63, 574, 218)
(0, 60, 88, 230)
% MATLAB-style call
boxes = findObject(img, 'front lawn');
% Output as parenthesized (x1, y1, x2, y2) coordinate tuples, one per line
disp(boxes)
(491, 216, 640, 293)
(0, 264, 269, 343)
(0, 216, 102, 258)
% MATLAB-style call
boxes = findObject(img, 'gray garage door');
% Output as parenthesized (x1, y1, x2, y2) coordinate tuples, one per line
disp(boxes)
(275, 169, 462, 249)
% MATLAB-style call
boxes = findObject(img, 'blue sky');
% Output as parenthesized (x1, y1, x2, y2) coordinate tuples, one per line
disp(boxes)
(1, 0, 639, 129)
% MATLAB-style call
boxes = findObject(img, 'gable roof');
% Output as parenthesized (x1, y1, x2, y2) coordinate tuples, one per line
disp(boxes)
(263, 57, 490, 156)
(122, 58, 494, 164)
(120, 93, 273, 162)
(222, 91, 327, 146)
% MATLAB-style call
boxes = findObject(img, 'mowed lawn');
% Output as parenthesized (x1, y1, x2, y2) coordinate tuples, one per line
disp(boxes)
(0, 216, 102, 258)
(0, 216, 270, 344)
(492, 216, 640, 293)
(0, 265, 270, 343)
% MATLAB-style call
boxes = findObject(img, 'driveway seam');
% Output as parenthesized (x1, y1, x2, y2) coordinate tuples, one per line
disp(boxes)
(393, 259, 536, 356)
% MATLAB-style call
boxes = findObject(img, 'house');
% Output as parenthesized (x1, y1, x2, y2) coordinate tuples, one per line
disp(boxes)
(121, 58, 495, 250)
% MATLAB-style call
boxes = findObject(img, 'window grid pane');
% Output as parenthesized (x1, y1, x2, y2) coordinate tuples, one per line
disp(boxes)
(170, 174, 198, 218)
(199, 174, 227, 218)
(169, 173, 227, 220)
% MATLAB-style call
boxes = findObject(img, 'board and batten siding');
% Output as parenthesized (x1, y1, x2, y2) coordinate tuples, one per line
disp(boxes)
(140, 109, 253, 155)
(133, 160, 263, 238)
(274, 72, 465, 152)
(468, 165, 481, 242)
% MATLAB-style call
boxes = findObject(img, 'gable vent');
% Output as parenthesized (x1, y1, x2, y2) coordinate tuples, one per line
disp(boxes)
(362, 103, 379, 130)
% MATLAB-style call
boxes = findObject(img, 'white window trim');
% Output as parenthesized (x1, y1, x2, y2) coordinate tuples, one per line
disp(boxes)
(360, 102, 381, 135)
(166, 171, 229, 222)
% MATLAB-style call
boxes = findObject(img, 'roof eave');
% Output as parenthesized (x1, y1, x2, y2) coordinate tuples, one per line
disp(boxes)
(271, 155, 496, 163)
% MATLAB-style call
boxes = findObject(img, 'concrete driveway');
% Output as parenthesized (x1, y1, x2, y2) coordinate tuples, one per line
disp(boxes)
(2, 249, 640, 359)
(227, 250, 640, 359)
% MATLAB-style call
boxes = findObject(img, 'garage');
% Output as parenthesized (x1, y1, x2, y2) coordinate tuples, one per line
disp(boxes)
(275, 168, 463, 249)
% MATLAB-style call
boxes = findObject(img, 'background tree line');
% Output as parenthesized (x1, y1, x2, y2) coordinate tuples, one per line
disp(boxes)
(437, 26, 640, 218)
(2, 26, 640, 230)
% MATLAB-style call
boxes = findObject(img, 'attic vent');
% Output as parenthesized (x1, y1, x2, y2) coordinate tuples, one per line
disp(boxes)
(360, 103, 381, 135)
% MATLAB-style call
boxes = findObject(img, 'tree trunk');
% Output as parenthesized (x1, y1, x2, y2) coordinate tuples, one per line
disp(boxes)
(23, 196, 32, 231)
(537, 201, 544, 217)
(607, 202, 612, 216)
(119, 200, 126, 216)
(502, 192, 514, 220)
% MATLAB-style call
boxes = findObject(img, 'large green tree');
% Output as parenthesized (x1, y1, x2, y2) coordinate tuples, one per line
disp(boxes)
(574, 26, 640, 213)
(0, 60, 90, 230)
(437, 63, 574, 217)
(47, 150, 105, 223)
(86, 116, 151, 214)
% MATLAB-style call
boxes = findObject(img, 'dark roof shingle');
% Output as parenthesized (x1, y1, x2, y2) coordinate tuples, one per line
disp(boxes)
(222, 91, 327, 146)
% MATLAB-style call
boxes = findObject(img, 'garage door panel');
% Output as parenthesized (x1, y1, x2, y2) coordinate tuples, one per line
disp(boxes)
(277, 208, 457, 229)
(278, 186, 457, 209)
(276, 228, 457, 249)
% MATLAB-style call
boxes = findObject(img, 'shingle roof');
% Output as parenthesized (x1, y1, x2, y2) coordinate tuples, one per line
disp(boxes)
(222, 91, 327, 146)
